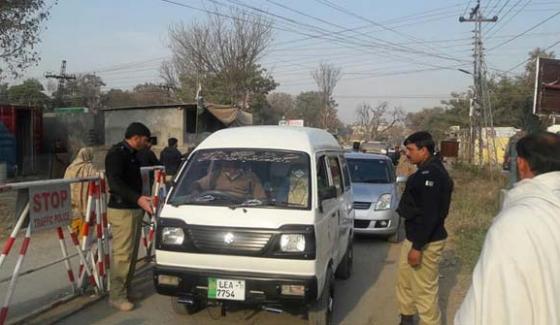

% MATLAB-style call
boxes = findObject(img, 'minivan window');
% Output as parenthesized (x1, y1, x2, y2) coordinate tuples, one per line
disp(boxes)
(169, 149, 311, 209)
(340, 156, 351, 190)
(328, 156, 343, 196)
(347, 158, 392, 184)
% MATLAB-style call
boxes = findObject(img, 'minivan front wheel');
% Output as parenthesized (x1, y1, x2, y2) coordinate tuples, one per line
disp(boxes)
(308, 269, 334, 325)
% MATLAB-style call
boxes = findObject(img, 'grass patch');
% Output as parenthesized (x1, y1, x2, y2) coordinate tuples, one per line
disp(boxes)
(446, 163, 505, 273)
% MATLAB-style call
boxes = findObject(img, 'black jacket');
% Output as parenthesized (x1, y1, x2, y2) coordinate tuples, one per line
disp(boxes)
(105, 141, 143, 209)
(397, 157, 453, 250)
(160, 146, 183, 175)
(136, 148, 160, 167)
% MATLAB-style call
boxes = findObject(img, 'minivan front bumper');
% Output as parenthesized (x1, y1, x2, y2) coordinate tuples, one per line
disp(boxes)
(154, 265, 318, 306)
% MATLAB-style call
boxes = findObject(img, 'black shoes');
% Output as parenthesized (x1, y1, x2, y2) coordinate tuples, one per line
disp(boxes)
(399, 314, 414, 325)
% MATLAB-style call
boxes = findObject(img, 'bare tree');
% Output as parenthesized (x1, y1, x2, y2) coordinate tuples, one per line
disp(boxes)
(355, 102, 405, 141)
(312, 63, 341, 129)
(165, 8, 274, 109)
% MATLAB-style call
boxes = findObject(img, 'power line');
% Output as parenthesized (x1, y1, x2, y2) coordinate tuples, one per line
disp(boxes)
(486, 0, 533, 37)
(312, 0, 464, 62)
(504, 38, 560, 73)
(488, 9, 560, 50)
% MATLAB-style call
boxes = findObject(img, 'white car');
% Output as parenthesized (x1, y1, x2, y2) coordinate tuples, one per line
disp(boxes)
(154, 126, 354, 324)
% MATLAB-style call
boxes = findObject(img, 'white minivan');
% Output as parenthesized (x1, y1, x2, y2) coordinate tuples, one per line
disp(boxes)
(154, 126, 354, 323)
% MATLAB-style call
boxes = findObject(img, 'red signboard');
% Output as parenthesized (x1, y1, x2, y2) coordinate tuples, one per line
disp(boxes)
(533, 57, 560, 115)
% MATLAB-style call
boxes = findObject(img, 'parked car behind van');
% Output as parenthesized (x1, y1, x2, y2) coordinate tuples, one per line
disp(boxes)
(344, 152, 404, 242)
(154, 126, 354, 324)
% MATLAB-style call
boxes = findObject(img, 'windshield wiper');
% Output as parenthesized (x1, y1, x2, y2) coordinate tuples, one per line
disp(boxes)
(228, 199, 264, 210)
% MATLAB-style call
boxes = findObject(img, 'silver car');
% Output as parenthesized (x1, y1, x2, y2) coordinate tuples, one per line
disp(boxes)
(345, 152, 402, 241)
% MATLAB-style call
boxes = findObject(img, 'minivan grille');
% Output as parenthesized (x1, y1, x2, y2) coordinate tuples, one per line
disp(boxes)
(187, 227, 273, 254)
(353, 201, 372, 210)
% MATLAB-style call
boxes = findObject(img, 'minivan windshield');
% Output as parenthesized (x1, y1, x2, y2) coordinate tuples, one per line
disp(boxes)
(347, 158, 392, 184)
(169, 149, 311, 209)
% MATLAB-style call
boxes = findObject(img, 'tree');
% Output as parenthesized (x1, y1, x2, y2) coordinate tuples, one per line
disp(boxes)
(132, 83, 176, 105)
(355, 102, 405, 141)
(290, 91, 343, 130)
(102, 89, 136, 108)
(163, 7, 276, 116)
(64, 74, 105, 112)
(0, 1, 54, 80)
(266, 92, 294, 123)
(0, 83, 8, 103)
(7, 78, 51, 107)
(292, 91, 323, 128)
(312, 63, 341, 129)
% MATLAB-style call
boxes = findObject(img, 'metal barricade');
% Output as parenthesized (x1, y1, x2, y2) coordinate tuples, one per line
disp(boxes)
(139, 166, 167, 261)
(0, 176, 109, 325)
(0, 168, 168, 324)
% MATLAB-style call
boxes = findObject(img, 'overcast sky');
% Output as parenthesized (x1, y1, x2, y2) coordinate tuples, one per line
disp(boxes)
(14, 0, 560, 123)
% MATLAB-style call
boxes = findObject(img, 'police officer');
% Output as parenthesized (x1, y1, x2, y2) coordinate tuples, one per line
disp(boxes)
(105, 122, 153, 312)
(395, 131, 453, 325)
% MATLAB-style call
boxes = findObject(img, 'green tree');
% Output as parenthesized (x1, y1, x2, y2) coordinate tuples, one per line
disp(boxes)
(102, 89, 136, 108)
(132, 83, 175, 105)
(0, 1, 55, 80)
(63, 74, 106, 112)
(7, 78, 51, 107)
(291, 91, 342, 130)
(0, 83, 8, 103)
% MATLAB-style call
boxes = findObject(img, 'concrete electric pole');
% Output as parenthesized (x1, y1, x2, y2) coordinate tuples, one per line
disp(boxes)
(460, 1, 499, 169)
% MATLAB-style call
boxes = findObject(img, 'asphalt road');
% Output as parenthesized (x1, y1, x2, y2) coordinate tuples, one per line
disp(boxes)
(58, 236, 402, 325)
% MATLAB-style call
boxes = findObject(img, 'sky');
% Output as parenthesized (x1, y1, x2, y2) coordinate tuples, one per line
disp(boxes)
(11, 0, 560, 123)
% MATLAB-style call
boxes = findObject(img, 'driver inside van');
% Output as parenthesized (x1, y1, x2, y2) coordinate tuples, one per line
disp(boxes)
(194, 160, 266, 200)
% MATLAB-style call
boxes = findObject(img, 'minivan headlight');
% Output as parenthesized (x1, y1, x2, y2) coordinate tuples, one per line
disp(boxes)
(375, 193, 392, 210)
(162, 227, 185, 245)
(280, 234, 306, 252)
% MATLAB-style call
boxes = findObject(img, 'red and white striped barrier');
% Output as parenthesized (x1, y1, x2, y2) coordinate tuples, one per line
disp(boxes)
(0, 167, 167, 324)
(0, 225, 32, 325)
(0, 176, 107, 325)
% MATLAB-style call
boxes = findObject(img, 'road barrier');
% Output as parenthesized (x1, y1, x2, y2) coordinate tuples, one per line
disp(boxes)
(140, 166, 167, 260)
(0, 176, 105, 325)
(0, 166, 168, 324)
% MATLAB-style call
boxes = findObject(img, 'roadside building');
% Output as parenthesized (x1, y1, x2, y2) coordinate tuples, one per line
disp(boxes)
(103, 103, 252, 153)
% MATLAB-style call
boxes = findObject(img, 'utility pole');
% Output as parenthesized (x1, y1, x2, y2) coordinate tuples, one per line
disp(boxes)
(45, 60, 76, 107)
(460, 1, 498, 169)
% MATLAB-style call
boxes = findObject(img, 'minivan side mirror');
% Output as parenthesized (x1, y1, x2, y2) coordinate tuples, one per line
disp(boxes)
(319, 186, 337, 201)
(396, 175, 408, 184)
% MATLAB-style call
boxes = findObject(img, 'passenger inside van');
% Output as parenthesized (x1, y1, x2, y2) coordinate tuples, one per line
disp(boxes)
(193, 160, 266, 200)
(275, 163, 309, 206)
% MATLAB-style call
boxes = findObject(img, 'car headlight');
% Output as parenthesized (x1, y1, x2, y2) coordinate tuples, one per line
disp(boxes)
(375, 193, 392, 210)
(280, 234, 306, 252)
(162, 227, 185, 245)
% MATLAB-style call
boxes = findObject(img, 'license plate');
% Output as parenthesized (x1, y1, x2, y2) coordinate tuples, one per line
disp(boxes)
(208, 278, 246, 301)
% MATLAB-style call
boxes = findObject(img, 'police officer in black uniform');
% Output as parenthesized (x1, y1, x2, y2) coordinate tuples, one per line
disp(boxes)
(105, 122, 153, 312)
(395, 131, 453, 325)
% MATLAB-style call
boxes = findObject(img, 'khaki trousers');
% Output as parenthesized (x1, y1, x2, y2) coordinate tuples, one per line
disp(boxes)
(107, 208, 143, 300)
(396, 239, 445, 325)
